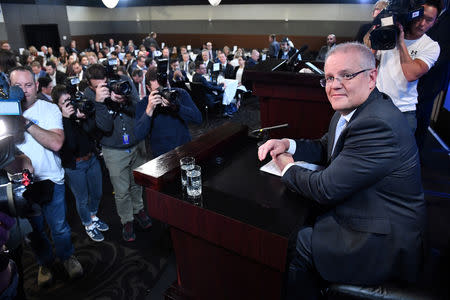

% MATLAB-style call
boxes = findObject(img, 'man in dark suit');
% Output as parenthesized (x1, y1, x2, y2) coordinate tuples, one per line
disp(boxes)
(192, 62, 224, 108)
(37, 76, 53, 102)
(278, 37, 298, 60)
(258, 42, 426, 299)
(168, 60, 188, 88)
(45, 61, 67, 86)
(180, 53, 195, 75)
(217, 52, 234, 79)
(268, 34, 280, 58)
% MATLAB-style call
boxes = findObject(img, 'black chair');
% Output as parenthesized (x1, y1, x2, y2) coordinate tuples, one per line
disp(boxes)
(189, 81, 211, 125)
(323, 243, 449, 299)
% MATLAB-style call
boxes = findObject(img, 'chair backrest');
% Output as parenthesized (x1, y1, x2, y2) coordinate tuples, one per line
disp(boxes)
(189, 81, 208, 111)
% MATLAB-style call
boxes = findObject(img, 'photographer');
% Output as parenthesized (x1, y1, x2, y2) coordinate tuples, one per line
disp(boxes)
(51, 85, 108, 242)
(9, 66, 83, 288)
(135, 67, 202, 158)
(371, 0, 441, 132)
(84, 63, 151, 242)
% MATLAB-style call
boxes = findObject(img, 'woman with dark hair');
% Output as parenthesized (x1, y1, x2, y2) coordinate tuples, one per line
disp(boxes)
(51, 84, 108, 242)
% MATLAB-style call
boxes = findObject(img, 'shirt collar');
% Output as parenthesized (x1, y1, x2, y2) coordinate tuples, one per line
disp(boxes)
(341, 109, 356, 123)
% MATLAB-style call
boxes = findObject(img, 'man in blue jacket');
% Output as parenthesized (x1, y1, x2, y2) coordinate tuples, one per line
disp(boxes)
(135, 67, 202, 158)
(258, 42, 425, 299)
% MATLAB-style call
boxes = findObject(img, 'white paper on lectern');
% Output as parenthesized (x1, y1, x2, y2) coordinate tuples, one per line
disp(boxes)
(260, 159, 324, 177)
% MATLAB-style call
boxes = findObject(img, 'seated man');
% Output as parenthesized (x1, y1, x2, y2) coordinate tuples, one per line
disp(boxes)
(278, 37, 298, 60)
(316, 34, 336, 61)
(258, 42, 425, 299)
(180, 52, 195, 75)
(245, 49, 260, 67)
(192, 62, 225, 108)
(168, 60, 188, 87)
(217, 52, 234, 79)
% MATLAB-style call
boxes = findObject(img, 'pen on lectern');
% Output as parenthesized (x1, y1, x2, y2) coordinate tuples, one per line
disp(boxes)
(251, 123, 289, 136)
(251, 124, 289, 146)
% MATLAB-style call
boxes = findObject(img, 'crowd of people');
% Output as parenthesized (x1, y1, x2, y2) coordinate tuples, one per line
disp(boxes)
(0, 0, 448, 298)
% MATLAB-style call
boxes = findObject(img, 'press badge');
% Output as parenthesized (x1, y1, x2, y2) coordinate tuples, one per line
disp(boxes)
(122, 133, 130, 145)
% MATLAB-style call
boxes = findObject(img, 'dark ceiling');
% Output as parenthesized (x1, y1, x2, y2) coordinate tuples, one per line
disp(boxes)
(0, 0, 376, 6)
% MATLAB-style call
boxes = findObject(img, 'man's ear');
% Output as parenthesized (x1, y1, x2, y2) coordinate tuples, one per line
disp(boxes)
(368, 68, 378, 90)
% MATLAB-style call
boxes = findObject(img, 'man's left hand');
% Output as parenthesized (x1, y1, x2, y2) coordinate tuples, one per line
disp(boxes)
(111, 91, 127, 103)
(273, 153, 294, 172)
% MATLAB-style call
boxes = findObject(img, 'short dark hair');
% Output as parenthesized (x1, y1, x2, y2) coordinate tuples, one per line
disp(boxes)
(9, 66, 34, 82)
(425, 0, 442, 16)
(145, 57, 154, 68)
(85, 63, 106, 81)
(195, 61, 203, 70)
(132, 69, 143, 78)
(45, 60, 56, 69)
(270, 34, 276, 40)
(38, 76, 52, 92)
(145, 66, 158, 86)
(31, 61, 41, 68)
(51, 84, 68, 104)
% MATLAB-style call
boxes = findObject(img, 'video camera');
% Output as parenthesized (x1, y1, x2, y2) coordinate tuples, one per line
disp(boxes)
(370, 0, 425, 50)
(0, 75, 38, 218)
(64, 76, 95, 117)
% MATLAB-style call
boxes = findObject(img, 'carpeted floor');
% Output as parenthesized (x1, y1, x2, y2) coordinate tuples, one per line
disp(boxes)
(20, 96, 261, 300)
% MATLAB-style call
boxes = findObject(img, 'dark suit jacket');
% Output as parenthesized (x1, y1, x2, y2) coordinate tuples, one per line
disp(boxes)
(179, 60, 195, 74)
(218, 63, 234, 79)
(277, 48, 297, 60)
(55, 71, 67, 85)
(282, 88, 425, 285)
(269, 40, 280, 58)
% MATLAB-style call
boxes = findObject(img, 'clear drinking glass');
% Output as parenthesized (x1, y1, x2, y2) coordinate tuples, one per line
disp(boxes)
(186, 165, 202, 198)
(180, 156, 195, 187)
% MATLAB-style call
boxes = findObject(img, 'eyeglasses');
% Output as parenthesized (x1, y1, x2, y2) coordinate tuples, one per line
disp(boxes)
(320, 69, 372, 87)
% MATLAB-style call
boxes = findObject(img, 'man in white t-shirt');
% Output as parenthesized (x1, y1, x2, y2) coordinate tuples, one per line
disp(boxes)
(374, 0, 441, 133)
(10, 67, 83, 288)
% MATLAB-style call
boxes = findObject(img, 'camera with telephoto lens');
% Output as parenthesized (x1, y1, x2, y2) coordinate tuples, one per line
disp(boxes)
(64, 76, 95, 117)
(370, 0, 425, 50)
(155, 59, 179, 111)
(104, 58, 132, 96)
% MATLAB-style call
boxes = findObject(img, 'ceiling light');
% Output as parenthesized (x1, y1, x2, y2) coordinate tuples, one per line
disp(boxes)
(208, 0, 221, 6)
(102, 0, 119, 9)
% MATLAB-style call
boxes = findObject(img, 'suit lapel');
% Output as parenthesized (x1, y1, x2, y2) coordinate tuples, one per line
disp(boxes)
(327, 112, 340, 162)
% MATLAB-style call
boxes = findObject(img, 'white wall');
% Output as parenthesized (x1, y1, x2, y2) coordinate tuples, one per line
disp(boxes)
(67, 4, 373, 22)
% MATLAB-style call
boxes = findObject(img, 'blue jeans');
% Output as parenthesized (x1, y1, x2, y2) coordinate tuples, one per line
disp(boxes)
(403, 110, 417, 134)
(65, 156, 103, 226)
(28, 183, 74, 266)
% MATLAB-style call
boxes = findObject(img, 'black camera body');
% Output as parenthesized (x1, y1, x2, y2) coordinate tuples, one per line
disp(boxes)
(104, 58, 132, 97)
(370, 0, 424, 50)
(64, 76, 95, 117)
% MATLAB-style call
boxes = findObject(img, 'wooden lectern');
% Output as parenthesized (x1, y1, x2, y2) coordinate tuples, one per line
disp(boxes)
(134, 123, 311, 300)
(244, 60, 334, 140)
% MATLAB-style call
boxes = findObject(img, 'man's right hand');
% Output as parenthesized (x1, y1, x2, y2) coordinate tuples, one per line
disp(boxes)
(95, 84, 110, 103)
(258, 139, 290, 161)
(61, 101, 75, 118)
(145, 90, 163, 117)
